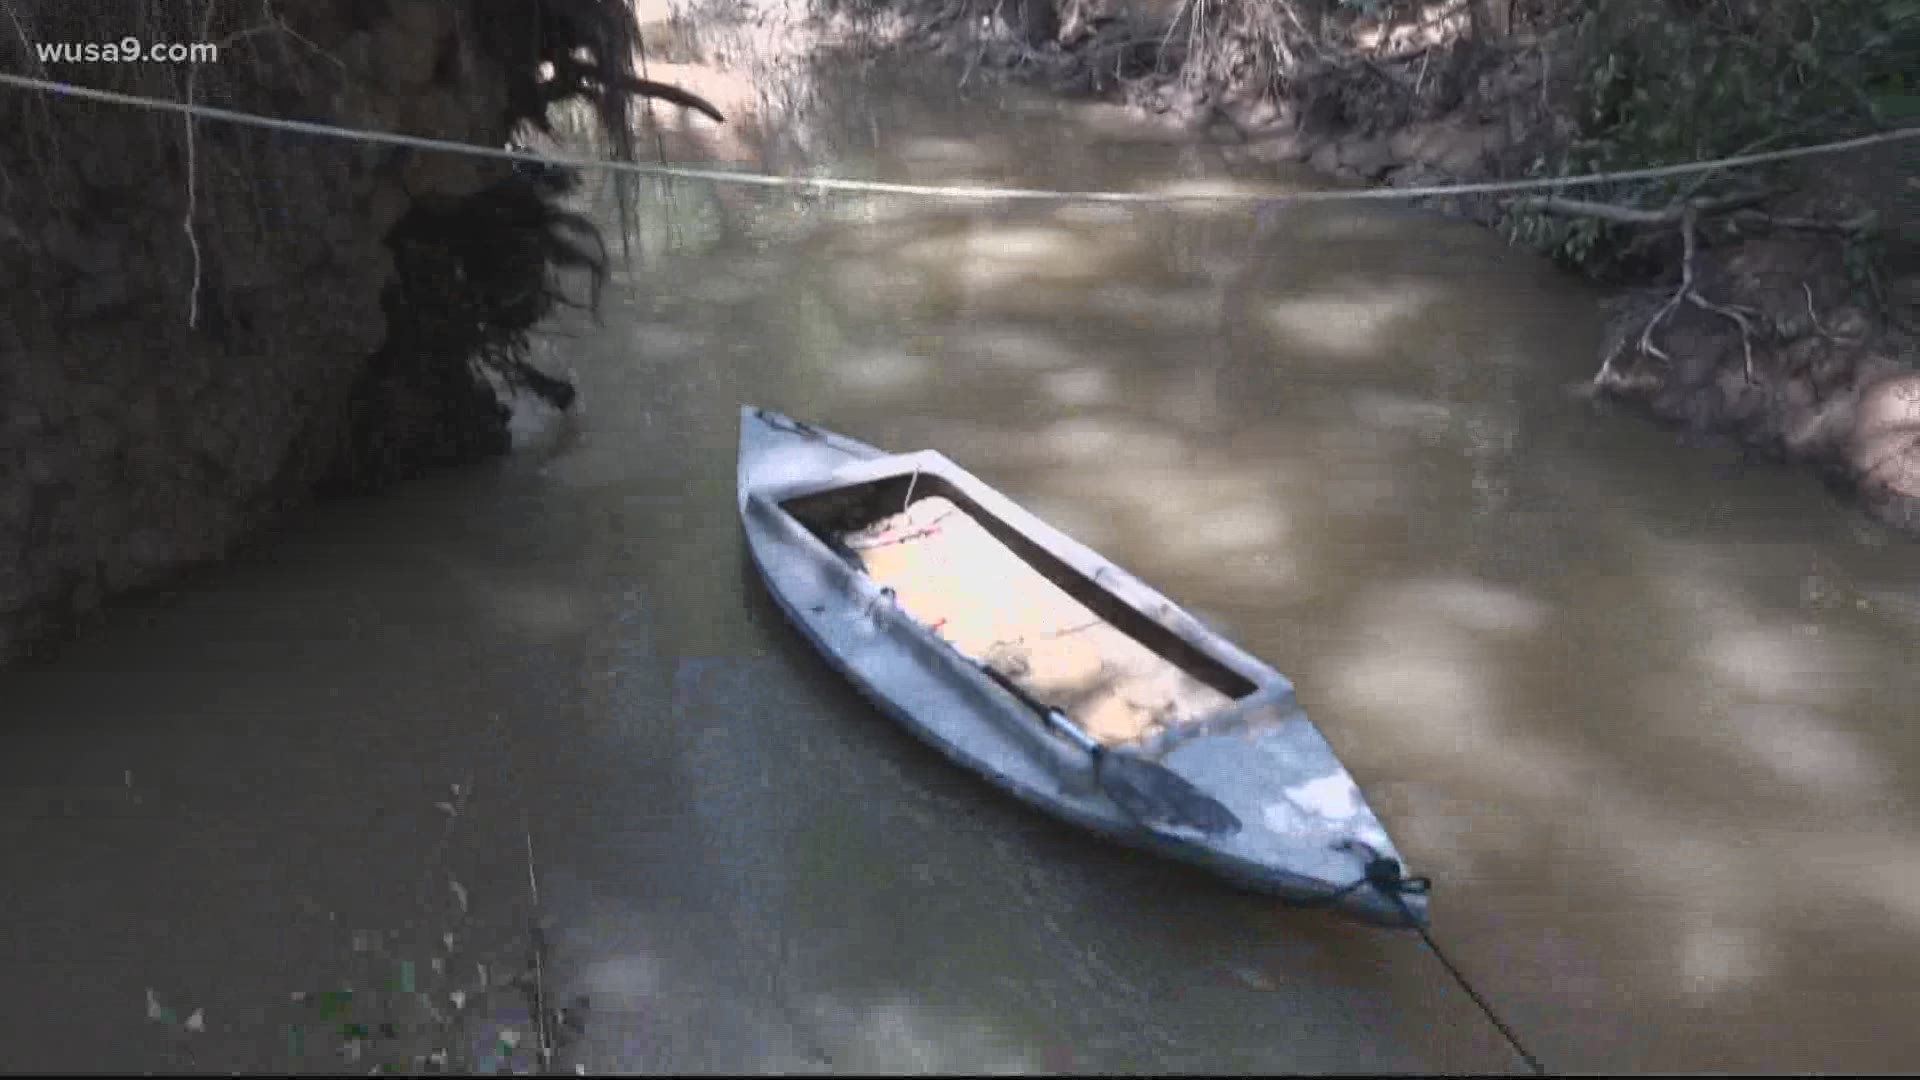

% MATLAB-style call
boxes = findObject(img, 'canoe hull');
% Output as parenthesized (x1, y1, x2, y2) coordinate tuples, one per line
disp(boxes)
(737, 406, 1427, 928)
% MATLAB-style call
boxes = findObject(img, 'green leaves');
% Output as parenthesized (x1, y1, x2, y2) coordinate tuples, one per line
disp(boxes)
(1510, 0, 1908, 278)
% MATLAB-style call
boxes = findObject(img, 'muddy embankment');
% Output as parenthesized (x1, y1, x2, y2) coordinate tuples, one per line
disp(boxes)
(884, 0, 1920, 534)
(0, 0, 703, 663)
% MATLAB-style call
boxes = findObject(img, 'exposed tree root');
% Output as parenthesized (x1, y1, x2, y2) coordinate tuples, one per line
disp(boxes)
(1511, 191, 1886, 391)
(1802, 281, 1865, 345)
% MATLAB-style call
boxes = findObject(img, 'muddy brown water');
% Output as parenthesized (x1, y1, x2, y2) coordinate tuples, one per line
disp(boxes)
(5, 50, 1920, 1074)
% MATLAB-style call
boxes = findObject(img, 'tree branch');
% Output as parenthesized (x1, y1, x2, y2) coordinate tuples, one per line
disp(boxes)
(1593, 203, 1765, 389)
(1507, 190, 1774, 226)
(1729, 208, 1879, 236)
(543, 58, 726, 124)
(611, 76, 727, 124)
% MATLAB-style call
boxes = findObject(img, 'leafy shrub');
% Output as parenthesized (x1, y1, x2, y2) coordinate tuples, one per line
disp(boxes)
(1509, 0, 1919, 279)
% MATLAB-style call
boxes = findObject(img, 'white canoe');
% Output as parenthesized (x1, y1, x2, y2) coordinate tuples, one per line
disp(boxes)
(737, 405, 1428, 928)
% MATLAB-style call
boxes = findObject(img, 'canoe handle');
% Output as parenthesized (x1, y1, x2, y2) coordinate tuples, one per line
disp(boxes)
(1041, 707, 1101, 755)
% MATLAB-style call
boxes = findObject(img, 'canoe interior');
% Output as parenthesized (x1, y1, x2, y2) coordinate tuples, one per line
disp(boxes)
(781, 471, 1258, 747)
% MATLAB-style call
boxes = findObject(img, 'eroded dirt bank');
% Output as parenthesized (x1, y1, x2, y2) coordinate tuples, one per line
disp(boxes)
(0, 0, 667, 663)
(876, 0, 1920, 534)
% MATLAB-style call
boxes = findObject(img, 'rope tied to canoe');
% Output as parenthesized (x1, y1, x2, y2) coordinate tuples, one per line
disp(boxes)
(1315, 839, 1546, 1076)
(1318, 838, 1433, 906)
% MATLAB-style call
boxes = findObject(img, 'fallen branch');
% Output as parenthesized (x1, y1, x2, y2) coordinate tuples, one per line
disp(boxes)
(1506, 189, 1772, 225)
(1729, 208, 1879, 236)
